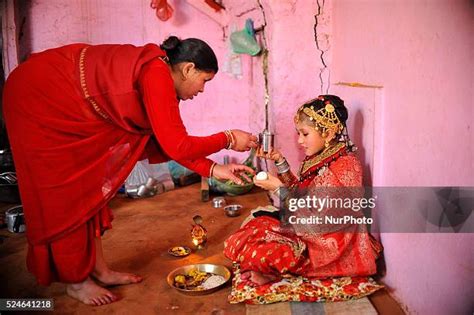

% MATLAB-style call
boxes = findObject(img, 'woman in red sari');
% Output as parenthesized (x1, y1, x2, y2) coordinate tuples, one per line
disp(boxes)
(3, 36, 257, 305)
(224, 95, 382, 285)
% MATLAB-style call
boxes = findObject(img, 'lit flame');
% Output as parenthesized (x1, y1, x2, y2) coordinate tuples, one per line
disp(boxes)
(192, 238, 199, 246)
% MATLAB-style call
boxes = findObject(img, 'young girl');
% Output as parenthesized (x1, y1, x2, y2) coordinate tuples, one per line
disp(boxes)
(224, 95, 382, 285)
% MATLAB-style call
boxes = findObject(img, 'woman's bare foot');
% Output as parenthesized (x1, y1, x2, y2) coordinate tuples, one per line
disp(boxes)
(92, 268, 143, 286)
(66, 277, 119, 306)
(241, 271, 278, 285)
(93, 237, 143, 286)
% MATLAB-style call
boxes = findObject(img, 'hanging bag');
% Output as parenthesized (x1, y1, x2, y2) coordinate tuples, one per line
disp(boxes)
(230, 19, 261, 56)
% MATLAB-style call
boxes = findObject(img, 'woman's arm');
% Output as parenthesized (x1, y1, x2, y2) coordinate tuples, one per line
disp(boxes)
(174, 157, 214, 178)
(177, 158, 254, 184)
(143, 136, 242, 181)
(139, 60, 228, 161)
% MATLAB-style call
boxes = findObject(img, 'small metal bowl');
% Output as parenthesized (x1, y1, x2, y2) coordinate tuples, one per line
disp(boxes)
(167, 264, 231, 295)
(212, 197, 226, 208)
(224, 204, 242, 217)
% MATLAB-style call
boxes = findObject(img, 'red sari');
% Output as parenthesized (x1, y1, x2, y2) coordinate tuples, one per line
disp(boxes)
(3, 43, 227, 285)
(224, 143, 382, 279)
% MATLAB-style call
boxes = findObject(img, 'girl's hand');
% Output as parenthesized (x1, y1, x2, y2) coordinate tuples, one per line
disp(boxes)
(230, 130, 258, 152)
(212, 163, 255, 185)
(253, 173, 283, 191)
(256, 147, 284, 163)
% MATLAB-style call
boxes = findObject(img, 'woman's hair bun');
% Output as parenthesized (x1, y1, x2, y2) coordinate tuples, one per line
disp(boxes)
(160, 36, 181, 51)
(158, 36, 218, 73)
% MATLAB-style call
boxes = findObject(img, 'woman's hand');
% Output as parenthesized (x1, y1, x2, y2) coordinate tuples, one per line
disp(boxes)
(212, 163, 255, 185)
(230, 130, 258, 152)
(253, 173, 283, 191)
(256, 147, 284, 163)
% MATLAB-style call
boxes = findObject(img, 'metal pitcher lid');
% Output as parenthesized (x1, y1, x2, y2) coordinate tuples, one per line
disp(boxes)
(5, 205, 23, 216)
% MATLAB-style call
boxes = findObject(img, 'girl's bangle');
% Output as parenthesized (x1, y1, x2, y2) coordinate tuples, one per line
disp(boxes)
(272, 187, 280, 196)
(275, 158, 286, 166)
(275, 158, 290, 174)
(273, 186, 289, 200)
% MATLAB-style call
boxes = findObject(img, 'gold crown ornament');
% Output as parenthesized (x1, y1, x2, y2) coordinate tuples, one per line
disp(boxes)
(295, 99, 344, 134)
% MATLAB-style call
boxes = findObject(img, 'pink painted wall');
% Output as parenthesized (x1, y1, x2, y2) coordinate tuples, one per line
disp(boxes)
(18, 1, 474, 314)
(332, 0, 474, 187)
(259, 0, 324, 172)
(20, 0, 258, 164)
(331, 1, 474, 314)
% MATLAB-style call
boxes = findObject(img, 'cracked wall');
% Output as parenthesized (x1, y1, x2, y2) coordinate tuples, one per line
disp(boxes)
(9, 2, 474, 314)
(314, 0, 331, 94)
(17, 0, 329, 167)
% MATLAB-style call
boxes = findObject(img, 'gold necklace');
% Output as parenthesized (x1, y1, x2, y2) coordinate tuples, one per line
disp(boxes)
(299, 142, 346, 177)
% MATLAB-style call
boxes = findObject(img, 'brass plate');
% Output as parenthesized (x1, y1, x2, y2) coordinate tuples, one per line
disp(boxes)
(168, 246, 191, 257)
(167, 264, 231, 295)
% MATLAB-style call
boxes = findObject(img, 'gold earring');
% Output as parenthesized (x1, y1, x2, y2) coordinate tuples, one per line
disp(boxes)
(325, 139, 330, 148)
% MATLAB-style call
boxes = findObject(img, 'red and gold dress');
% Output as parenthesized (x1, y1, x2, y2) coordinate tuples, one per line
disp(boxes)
(3, 44, 228, 285)
(224, 143, 382, 280)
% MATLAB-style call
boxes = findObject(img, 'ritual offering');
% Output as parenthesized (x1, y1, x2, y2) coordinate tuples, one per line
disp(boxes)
(167, 264, 231, 295)
(168, 246, 191, 257)
(208, 149, 255, 196)
(191, 215, 207, 249)
(255, 171, 268, 180)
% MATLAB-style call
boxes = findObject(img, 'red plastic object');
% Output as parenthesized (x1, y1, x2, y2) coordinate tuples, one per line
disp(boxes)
(150, 0, 174, 21)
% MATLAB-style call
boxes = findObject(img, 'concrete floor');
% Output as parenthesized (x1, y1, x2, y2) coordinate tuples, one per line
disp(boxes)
(0, 184, 404, 314)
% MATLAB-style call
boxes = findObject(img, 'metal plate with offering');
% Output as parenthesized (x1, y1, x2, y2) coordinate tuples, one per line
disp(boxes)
(168, 246, 191, 257)
(167, 264, 231, 295)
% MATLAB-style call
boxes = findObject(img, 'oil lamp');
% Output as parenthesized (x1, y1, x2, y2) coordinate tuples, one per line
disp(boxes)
(191, 215, 207, 249)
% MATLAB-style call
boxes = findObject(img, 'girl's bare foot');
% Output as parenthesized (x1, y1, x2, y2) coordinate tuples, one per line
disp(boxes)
(241, 270, 278, 285)
(92, 269, 143, 286)
(66, 277, 119, 306)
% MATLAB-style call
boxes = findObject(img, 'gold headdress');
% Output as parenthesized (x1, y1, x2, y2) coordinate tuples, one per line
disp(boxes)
(295, 97, 344, 134)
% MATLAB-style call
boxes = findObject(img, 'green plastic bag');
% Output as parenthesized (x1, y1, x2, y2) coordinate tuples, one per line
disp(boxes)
(230, 19, 261, 56)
